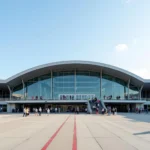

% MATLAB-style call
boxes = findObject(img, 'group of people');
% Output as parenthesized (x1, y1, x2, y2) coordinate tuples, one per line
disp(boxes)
(22, 106, 81, 116)
(23, 107, 42, 117)
(23, 107, 30, 117)
(135, 107, 149, 114)
(33, 107, 42, 116)
(107, 106, 117, 115)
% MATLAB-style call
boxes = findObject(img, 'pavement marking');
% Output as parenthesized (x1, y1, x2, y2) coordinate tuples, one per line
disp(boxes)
(41, 115, 70, 150)
(72, 115, 77, 150)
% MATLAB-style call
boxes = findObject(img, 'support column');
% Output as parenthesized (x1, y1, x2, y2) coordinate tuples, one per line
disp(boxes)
(139, 85, 143, 100)
(100, 68, 102, 99)
(22, 79, 25, 99)
(7, 85, 12, 100)
(127, 78, 130, 99)
(75, 69, 76, 99)
(51, 70, 53, 99)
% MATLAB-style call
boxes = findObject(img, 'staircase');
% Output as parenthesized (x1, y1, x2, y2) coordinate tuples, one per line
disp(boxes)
(89, 99, 106, 114)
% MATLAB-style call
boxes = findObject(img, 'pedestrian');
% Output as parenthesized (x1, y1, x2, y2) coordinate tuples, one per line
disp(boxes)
(50, 107, 53, 113)
(47, 108, 50, 116)
(115, 107, 117, 115)
(35, 108, 38, 116)
(128, 107, 130, 113)
(112, 107, 115, 115)
(96, 107, 99, 114)
(39, 107, 42, 116)
(85, 108, 87, 113)
(26, 107, 29, 116)
(102, 108, 104, 115)
(23, 107, 26, 117)
(55, 107, 57, 113)
(139, 108, 141, 114)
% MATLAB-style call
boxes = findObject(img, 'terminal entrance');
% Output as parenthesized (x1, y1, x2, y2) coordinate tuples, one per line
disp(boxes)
(46, 103, 87, 113)
(14, 103, 87, 113)
(105, 103, 136, 112)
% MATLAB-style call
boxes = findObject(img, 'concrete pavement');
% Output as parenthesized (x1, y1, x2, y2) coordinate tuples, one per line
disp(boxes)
(0, 113, 150, 150)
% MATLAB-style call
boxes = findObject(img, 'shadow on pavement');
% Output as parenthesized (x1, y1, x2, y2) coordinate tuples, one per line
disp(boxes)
(134, 131, 150, 135)
(118, 113, 150, 123)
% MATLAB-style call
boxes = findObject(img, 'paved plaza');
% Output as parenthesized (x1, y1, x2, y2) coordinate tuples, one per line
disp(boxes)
(0, 113, 150, 150)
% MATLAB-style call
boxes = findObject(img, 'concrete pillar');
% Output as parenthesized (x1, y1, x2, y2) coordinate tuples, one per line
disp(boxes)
(139, 85, 143, 100)
(7, 103, 16, 113)
(7, 85, 12, 100)
(100, 69, 102, 99)
(127, 78, 130, 99)
(22, 79, 25, 99)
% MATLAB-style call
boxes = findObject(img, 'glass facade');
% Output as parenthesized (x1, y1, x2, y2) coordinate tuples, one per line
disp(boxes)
(102, 74, 128, 100)
(76, 71, 100, 99)
(24, 75, 51, 100)
(129, 85, 139, 99)
(12, 84, 24, 99)
(11, 70, 141, 100)
(12, 74, 52, 100)
(53, 71, 75, 100)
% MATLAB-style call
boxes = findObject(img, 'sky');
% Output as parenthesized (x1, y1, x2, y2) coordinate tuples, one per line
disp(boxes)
(0, 0, 150, 79)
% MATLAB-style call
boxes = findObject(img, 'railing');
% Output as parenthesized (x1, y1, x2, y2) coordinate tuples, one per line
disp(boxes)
(0, 98, 10, 101)
(103, 98, 146, 101)
(0, 98, 150, 101)
(140, 98, 150, 101)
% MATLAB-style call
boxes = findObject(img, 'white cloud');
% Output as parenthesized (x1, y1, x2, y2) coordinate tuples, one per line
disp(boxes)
(115, 44, 128, 52)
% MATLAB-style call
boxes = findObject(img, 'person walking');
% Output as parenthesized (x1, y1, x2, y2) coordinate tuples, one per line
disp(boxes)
(128, 107, 130, 113)
(23, 107, 26, 117)
(26, 107, 29, 116)
(35, 108, 38, 116)
(39, 107, 42, 116)
(102, 108, 104, 115)
(139, 108, 141, 114)
(115, 107, 117, 115)
(50, 107, 53, 113)
(55, 107, 57, 113)
(47, 108, 50, 116)
(112, 107, 115, 115)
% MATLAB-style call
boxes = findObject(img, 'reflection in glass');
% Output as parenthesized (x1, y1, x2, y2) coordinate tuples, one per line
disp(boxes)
(25, 75, 51, 100)
(12, 84, 24, 100)
(76, 71, 100, 99)
(53, 71, 75, 99)
(102, 74, 128, 100)
(11, 71, 140, 101)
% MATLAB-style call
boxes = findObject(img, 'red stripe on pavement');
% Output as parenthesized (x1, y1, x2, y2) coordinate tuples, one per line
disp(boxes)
(41, 116, 70, 150)
(72, 115, 77, 150)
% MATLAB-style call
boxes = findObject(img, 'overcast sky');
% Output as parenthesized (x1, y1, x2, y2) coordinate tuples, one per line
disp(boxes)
(0, 0, 150, 79)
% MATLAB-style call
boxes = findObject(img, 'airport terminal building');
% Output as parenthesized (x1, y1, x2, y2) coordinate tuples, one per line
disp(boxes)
(0, 60, 150, 113)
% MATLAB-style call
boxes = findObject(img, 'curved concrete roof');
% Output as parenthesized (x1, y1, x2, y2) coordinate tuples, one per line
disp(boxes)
(0, 60, 148, 87)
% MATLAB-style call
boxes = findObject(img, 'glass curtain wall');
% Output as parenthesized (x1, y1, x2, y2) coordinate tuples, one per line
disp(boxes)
(53, 71, 75, 100)
(12, 84, 24, 100)
(102, 74, 128, 100)
(11, 70, 140, 100)
(76, 71, 100, 100)
(25, 74, 51, 100)
(129, 84, 139, 99)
